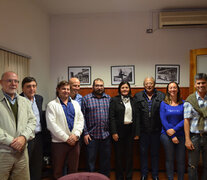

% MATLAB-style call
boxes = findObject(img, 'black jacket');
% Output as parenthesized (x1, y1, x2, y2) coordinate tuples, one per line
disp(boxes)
(134, 89, 165, 133)
(20, 93, 46, 133)
(109, 95, 139, 137)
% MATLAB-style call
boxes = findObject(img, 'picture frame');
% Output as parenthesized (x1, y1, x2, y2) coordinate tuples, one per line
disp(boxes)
(155, 64, 180, 84)
(111, 65, 135, 85)
(68, 66, 91, 85)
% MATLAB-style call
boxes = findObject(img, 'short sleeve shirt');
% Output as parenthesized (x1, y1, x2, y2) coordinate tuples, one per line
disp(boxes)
(184, 92, 207, 133)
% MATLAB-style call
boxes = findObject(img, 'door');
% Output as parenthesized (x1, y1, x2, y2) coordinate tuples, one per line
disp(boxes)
(189, 48, 207, 94)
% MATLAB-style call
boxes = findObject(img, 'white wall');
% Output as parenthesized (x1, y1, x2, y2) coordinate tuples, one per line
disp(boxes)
(0, 0, 50, 107)
(1, 1, 206, 103)
(50, 12, 207, 95)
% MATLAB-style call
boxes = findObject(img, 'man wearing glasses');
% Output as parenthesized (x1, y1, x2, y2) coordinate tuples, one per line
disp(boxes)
(0, 71, 36, 180)
(134, 77, 165, 180)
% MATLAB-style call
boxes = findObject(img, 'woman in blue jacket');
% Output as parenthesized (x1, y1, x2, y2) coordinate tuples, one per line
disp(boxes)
(160, 82, 185, 180)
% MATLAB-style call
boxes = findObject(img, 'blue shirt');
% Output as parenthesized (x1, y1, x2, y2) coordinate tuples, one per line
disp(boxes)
(24, 95, 41, 133)
(74, 93, 82, 106)
(184, 92, 207, 133)
(3, 92, 17, 104)
(82, 93, 111, 139)
(59, 98, 75, 131)
(160, 101, 185, 138)
(144, 89, 154, 118)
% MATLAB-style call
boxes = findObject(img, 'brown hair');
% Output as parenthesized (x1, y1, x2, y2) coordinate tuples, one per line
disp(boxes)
(164, 81, 183, 105)
(56, 80, 70, 97)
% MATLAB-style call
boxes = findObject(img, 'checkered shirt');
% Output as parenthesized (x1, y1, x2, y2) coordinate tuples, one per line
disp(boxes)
(184, 91, 207, 133)
(82, 92, 111, 139)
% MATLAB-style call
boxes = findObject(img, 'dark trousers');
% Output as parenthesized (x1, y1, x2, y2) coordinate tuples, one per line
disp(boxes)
(160, 134, 185, 180)
(114, 124, 133, 180)
(28, 132, 43, 180)
(139, 132, 160, 178)
(51, 142, 80, 180)
(188, 134, 207, 180)
(86, 136, 111, 177)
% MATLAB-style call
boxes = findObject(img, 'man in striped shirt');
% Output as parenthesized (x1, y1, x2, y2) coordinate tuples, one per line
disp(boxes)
(82, 78, 111, 177)
(184, 73, 207, 180)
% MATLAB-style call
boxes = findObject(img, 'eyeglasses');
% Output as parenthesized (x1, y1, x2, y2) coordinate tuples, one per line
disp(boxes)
(144, 82, 154, 86)
(2, 79, 19, 84)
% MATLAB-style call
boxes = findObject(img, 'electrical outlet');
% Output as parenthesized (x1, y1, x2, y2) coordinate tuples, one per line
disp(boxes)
(146, 29, 153, 33)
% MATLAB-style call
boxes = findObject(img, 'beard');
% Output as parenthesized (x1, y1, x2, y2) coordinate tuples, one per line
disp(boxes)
(7, 88, 17, 95)
(93, 89, 104, 96)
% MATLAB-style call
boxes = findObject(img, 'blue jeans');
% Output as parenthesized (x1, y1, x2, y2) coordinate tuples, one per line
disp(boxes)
(188, 134, 207, 180)
(160, 134, 185, 180)
(139, 132, 160, 178)
(86, 136, 111, 177)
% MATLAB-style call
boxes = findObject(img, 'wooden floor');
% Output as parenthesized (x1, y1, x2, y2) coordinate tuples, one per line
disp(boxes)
(43, 171, 188, 180)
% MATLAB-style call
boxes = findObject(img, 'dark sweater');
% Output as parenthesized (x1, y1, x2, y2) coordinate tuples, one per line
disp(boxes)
(134, 89, 165, 133)
(9, 100, 18, 125)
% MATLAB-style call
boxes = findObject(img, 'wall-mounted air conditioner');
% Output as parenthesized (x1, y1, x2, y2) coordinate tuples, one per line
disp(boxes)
(159, 10, 207, 28)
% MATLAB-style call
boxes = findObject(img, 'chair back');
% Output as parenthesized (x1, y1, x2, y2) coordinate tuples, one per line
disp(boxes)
(58, 172, 110, 180)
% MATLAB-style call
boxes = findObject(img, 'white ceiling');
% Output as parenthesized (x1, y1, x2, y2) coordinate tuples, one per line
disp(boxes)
(34, 0, 207, 15)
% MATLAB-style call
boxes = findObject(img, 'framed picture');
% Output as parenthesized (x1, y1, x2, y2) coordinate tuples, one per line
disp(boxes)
(68, 66, 91, 85)
(155, 64, 180, 84)
(111, 65, 135, 85)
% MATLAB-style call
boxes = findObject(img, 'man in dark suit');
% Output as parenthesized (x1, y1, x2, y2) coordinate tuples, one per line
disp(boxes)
(21, 77, 45, 180)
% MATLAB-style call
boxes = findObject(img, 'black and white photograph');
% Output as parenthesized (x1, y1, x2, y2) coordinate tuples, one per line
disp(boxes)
(68, 66, 91, 85)
(155, 64, 180, 84)
(111, 65, 135, 85)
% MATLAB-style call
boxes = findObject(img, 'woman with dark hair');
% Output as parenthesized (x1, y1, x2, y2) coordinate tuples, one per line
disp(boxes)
(160, 82, 185, 180)
(109, 81, 139, 180)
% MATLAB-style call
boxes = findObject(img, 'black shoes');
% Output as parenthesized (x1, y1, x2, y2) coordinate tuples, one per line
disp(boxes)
(140, 176, 147, 180)
(140, 176, 159, 180)
(140, 175, 159, 180)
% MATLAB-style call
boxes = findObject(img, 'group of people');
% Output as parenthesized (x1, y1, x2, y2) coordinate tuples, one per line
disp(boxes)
(0, 71, 207, 180)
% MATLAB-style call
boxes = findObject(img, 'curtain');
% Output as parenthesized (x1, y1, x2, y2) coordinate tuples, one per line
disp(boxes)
(0, 49, 30, 93)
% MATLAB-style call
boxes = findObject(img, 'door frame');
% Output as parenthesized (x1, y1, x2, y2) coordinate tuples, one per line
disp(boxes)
(189, 48, 207, 94)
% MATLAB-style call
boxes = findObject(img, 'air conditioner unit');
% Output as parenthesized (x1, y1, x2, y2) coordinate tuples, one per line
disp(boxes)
(159, 10, 207, 28)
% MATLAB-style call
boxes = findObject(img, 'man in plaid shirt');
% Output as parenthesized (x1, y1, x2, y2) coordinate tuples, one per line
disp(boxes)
(82, 78, 111, 177)
(184, 73, 207, 180)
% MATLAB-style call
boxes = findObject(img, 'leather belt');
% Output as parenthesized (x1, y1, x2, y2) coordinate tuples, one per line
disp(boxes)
(191, 132, 207, 137)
